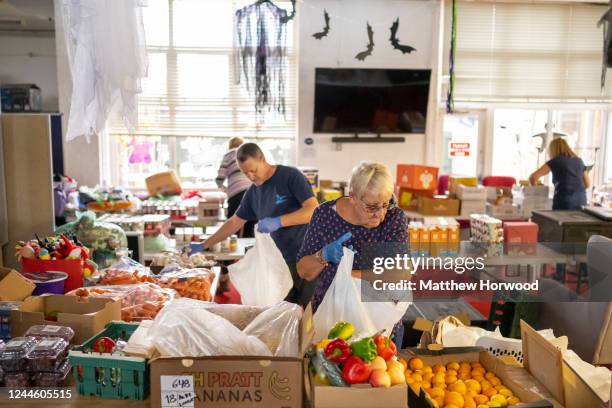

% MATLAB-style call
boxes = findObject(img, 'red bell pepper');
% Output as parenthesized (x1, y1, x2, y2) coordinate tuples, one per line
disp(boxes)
(374, 335, 397, 361)
(342, 355, 372, 384)
(324, 338, 352, 364)
(93, 337, 116, 354)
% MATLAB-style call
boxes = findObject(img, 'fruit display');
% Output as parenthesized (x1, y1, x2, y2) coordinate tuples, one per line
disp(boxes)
(308, 322, 405, 388)
(403, 357, 522, 407)
(32, 358, 71, 387)
(26, 337, 69, 372)
(24, 325, 75, 343)
(67, 283, 176, 322)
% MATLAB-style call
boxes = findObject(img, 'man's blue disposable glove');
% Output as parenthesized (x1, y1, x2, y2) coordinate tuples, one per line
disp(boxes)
(322, 232, 352, 264)
(257, 217, 282, 233)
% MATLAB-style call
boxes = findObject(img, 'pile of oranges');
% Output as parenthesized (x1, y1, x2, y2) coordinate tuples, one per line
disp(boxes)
(400, 357, 522, 408)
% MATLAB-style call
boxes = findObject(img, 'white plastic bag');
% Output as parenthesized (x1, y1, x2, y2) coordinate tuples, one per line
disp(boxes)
(312, 247, 411, 342)
(228, 231, 293, 306)
(148, 298, 302, 358)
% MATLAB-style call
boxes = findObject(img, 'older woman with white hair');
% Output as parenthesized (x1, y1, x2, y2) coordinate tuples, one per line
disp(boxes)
(297, 162, 409, 346)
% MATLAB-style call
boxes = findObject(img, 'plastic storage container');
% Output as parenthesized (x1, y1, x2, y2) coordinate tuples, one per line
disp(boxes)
(27, 337, 69, 372)
(0, 337, 38, 372)
(33, 359, 71, 387)
(25, 325, 75, 343)
(4, 372, 30, 388)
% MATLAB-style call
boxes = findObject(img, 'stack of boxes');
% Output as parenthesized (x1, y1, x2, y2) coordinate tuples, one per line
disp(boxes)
(408, 217, 460, 257)
(455, 184, 487, 217)
(514, 185, 552, 218)
(503, 221, 538, 255)
(395, 164, 439, 211)
(470, 214, 504, 256)
(486, 186, 521, 219)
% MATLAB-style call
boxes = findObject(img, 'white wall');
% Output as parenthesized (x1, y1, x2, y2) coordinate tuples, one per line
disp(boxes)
(297, 0, 443, 181)
(0, 34, 58, 111)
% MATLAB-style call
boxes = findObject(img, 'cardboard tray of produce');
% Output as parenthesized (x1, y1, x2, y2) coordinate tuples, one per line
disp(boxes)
(400, 346, 562, 408)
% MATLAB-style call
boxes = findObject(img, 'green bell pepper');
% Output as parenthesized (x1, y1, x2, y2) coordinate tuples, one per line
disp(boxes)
(350, 337, 377, 362)
(327, 322, 355, 340)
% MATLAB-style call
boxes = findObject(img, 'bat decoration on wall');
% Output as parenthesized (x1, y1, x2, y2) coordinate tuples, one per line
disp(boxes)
(355, 23, 374, 61)
(389, 18, 416, 54)
(312, 9, 330, 39)
(280, 0, 296, 24)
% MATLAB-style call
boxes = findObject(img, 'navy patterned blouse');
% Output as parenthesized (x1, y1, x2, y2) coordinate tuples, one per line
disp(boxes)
(297, 199, 409, 313)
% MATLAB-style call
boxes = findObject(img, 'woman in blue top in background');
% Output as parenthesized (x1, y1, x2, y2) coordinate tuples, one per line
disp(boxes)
(529, 138, 591, 210)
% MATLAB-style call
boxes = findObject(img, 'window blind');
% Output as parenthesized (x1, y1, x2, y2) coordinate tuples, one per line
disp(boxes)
(445, 1, 612, 102)
(108, 0, 297, 139)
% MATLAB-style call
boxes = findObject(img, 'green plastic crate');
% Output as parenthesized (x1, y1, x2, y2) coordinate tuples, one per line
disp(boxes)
(68, 321, 148, 400)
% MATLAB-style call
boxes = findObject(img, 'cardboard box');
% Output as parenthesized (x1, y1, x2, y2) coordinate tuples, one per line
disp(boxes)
(396, 186, 435, 210)
(396, 164, 438, 191)
(504, 222, 538, 255)
(486, 186, 513, 202)
(460, 200, 487, 217)
(305, 360, 407, 408)
(522, 185, 550, 197)
(521, 321, 609, 408)
(0, 267, 35, 301)
(150, 305, 313, 408)
(487, 203, 521, 218)
(418, 196, 460, 216)
(401, 347, 561, 408)
(455, 185, 487, 200)
(10, 295, 122, 344)
(449, 176, 478, 188)
(145, 171, 182, 196)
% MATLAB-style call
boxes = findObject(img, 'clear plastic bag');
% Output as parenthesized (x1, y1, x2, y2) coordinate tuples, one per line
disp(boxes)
(97, 256, 156, 285)
(312, 247, 412, 343)
(67, 283, 176, 322)
(157, 268, 215, 301)
(148, 299, 301, 358)
(228, 231, 293, 306)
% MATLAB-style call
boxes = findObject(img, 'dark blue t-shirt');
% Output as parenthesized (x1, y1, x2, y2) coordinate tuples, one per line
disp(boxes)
(547, 156, 586, 195)
(236, 165, 315, 264)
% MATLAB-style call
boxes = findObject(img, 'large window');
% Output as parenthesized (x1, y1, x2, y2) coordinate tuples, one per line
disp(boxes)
(105, 0, 297, 188)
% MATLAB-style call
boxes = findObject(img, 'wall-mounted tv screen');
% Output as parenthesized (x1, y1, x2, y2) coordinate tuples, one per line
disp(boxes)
(313, 68, 431, 134)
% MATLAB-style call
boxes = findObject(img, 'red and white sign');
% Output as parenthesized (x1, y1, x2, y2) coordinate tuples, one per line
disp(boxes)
(449, 142, 470, 157)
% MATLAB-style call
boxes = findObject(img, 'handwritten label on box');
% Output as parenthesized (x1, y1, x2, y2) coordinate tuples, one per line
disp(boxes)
(161, 375, 195, 408)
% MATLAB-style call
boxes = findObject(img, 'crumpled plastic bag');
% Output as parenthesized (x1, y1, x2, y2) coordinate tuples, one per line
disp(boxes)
(563, 349, 611, 403)
(148, 298, 302, 358)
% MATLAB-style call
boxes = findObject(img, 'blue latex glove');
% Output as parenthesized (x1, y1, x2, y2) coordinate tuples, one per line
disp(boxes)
(257, 217, 283, 233)
(322, 232, 352, 264)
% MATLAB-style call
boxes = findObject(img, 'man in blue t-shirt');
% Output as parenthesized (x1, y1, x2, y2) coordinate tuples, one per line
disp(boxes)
(203, 143, 319, 306)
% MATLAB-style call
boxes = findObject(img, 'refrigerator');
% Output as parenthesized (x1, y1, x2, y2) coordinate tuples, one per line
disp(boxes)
(0, 113, 63, 269)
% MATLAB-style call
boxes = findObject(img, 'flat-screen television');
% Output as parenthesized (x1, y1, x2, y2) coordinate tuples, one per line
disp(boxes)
(313, 68, 431, 134)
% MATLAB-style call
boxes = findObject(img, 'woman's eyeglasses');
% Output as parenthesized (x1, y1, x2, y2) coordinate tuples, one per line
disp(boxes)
(358, 198, 392, 214)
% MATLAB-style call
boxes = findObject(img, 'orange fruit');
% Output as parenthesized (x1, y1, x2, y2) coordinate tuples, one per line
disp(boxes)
(480, 380, 492, 391)
(446, 369, 458, 377)
(498, 388, 513, 398)
(472, 367, 485, 376)
(433, 373, 446, 384)
(464, 395, 477, 408)
(412, 373, 424, 383)
(406, 376, 415, 385)
(507, 396, 521, 405)
(430, 387, 445, 399)
(472, 375, 484, 383)
(435, 397, 445, 407)
(444, 405, 460, 408)
(465, 379, 482, 393)
(423, 366, 434, 374)
(476, 405, 488, 408)
(411, 382, 422, 394)
(490, 394, 507, 406)
(459, 371, 471, 381)
(474, 394, 489, 404)
(449, 380, 467, 394)
(447, 362, 460, 371)
(444, 391, 465, 407)
(423, 373, 435, 383)
(433, 364, 446, 373)
(483, 387, 498, 398)
(421, 382, 432, 390)
(485, 372, 496, 381)
(489, 377, 501, 387)
(409, 357, 424, 371)
(471, 362, 483, 368)
(398, 357, 408, 370)
(445, 375, 458, 384)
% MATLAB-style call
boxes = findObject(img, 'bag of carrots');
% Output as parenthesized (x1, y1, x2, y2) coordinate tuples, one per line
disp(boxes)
(67, 283, 175, 321)
(97, 257, 158, 285)
(157, 268, 215, 302)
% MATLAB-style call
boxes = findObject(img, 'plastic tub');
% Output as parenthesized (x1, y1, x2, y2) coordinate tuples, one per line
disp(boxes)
(0, 337, 39, 372)
(33, 359, 71, 387)
(27, 337, 69, 372)
(20, 271, 68, 296)
(4, 371, 30, 387)
(25, 325, 75, 344)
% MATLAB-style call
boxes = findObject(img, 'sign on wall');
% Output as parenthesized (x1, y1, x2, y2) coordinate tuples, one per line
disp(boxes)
(449, 142, 470, 157)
